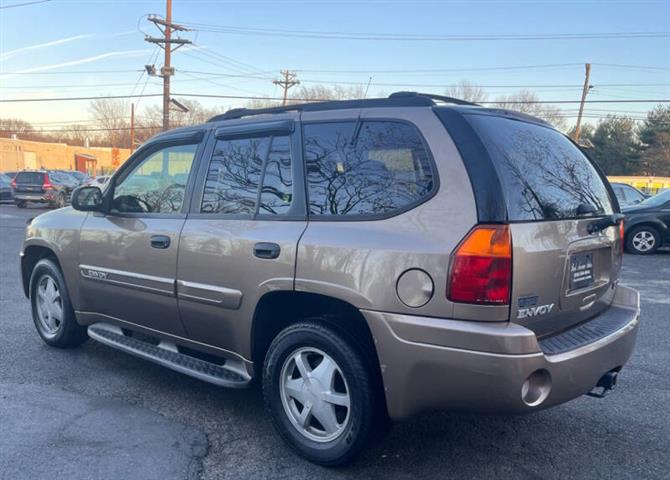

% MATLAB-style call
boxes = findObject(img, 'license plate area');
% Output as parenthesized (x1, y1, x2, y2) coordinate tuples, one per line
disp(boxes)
(569, 252, 594, 291)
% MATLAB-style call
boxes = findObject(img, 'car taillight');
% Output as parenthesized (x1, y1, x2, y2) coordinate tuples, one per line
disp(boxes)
(10, 178, 16, 189)
(447, 225, 512, 305)
(619, 219, 625, 255)
(43, 174, 53, 190)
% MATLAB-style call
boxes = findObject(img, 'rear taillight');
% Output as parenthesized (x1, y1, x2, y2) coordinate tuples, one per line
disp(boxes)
(619, 219, 625, 255)
(10, 178, 16, 189)
(448, 225, 512, 305)
(42, 174, 53, 190)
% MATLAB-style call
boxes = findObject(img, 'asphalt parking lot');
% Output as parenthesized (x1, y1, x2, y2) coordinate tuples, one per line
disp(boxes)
(0, 203, 668, 480)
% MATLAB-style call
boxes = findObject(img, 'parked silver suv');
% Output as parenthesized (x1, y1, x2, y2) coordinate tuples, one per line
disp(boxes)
(20, 92, 640, 465)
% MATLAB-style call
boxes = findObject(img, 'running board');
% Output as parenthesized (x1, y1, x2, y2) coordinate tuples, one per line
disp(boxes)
(87, 323, 250, 388)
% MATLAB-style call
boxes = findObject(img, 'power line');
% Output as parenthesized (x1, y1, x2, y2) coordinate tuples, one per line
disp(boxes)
(0, 70, 142, 75)
(179, 22, 670, 41)
(593, 63, 670, 71)
(2, 92, 669, 104)
(0, 0, 50, 9)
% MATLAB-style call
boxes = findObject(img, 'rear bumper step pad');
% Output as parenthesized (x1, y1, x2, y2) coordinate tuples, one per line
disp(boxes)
(88, 323, 250, 388)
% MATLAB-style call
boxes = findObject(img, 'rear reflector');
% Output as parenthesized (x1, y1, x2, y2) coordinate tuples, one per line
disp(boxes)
(448, 225, 512, 305)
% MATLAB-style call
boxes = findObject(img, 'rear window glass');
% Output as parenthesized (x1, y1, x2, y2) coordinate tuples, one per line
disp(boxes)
(15, 172, 45, 184)
(303, 121, 435, 217)
(467, 114, 614, 221)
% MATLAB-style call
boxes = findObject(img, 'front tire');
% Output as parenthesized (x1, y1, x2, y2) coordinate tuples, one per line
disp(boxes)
(30, 258, 87, 348)
(263, 322, 375, 466)
(626, 225, 660, 255)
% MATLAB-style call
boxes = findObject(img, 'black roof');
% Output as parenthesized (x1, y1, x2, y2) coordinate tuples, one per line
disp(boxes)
(208, 91, 478, 122)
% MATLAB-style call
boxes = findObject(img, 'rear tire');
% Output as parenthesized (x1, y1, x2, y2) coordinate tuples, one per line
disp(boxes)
(29, 258, 87, 348)
(626, 225, 660, 255)
(263, 322, 376, 466)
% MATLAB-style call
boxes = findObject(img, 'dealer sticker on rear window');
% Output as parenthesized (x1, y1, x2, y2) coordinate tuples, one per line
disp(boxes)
(570, 252, 594, 290)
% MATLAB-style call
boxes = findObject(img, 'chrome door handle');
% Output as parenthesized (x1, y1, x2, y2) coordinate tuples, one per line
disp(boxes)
(254, 242, 280, 259)
(150, 235, 171, 249)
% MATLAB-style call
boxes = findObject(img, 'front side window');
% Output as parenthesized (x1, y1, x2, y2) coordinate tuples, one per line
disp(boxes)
(200, 135, 293, 215)
(112, 143, 198, 214)
(303, 121, 435, 217)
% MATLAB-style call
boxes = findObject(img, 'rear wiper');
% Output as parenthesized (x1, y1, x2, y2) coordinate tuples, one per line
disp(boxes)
(576, 203, 600, 216)
(587, 213, 624, 234)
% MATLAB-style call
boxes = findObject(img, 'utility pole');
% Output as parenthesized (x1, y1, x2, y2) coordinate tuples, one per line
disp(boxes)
(145, 1, 192, 131)
(130, 103, 135, 152)
(273, 70, 300, 106)
(573, 63, 592, 143)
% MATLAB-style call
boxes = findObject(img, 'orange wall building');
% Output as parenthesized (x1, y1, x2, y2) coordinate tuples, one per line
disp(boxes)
(0, 137, 131, 175)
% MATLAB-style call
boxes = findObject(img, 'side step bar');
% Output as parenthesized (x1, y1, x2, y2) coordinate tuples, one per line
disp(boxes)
(88, 323, 251, 388)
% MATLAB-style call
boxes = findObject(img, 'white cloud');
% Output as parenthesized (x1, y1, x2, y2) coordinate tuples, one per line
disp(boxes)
(0, 34, 93, 61)
(0, 49, 151, 80)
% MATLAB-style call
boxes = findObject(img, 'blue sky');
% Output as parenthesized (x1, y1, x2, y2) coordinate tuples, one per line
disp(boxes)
(1, 0, 669, 128)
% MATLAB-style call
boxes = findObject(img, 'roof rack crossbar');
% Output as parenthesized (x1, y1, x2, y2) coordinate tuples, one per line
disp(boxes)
(207, 91, 476, 122)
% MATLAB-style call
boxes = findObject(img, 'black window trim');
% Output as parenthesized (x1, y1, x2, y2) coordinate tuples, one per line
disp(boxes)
(300, 117, 440, 222)
(187, 120, 307, 221)
(102, 129, 207, 219)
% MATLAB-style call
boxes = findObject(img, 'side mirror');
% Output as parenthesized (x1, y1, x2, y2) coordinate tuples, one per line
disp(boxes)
(71, 186, 103, 212)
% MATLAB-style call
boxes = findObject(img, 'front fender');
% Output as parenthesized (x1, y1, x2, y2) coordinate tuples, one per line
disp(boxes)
(22, 208, 87, 304)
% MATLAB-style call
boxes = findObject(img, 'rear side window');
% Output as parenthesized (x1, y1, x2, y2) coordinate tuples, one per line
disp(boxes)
(15, 172, 44, 184)
(200, 135, 293, 215)
(467, 114, 614, 221)
(303, 121, 435, 217)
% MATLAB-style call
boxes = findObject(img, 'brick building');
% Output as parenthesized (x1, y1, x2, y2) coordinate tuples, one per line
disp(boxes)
(0, 137, 131, 175)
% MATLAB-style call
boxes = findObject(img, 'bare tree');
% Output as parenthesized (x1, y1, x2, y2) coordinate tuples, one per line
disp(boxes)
(494, 89, 567, 130)
(89, 98, 131, 148)
(247, 84, 368, 109)
(446, 80, 488, 103)
(0, 118, 40, 140)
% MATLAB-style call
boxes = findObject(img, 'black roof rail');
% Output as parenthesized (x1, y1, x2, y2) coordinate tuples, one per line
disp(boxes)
(207, 91, 477, 122)
(389, 91, 480, 106)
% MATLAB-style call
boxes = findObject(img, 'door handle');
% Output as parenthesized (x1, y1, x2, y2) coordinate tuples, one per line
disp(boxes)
(254, 242, 280, 259)
(150, 235, 171, 249)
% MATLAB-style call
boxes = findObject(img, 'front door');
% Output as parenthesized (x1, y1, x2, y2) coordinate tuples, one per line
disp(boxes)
(78, 136, 204, 336)
(176, 119, 306, 358)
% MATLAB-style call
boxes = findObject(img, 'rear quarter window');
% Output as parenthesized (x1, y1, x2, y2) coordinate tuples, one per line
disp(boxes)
(303, 121, 436, 218)
(466, 114, 614, 221)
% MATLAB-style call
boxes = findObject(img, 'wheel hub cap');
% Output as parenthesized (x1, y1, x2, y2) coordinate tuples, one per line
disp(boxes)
(279, 347, 351, 443)
(36, 275, 63, 335)
(632, 231, 655, 251)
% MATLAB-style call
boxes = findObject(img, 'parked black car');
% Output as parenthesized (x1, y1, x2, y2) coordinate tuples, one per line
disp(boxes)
(623, 189, 670, 254)
(610, 182, 649, 208)
(0, 173, 14, 203)
(12, 170, 77, 208)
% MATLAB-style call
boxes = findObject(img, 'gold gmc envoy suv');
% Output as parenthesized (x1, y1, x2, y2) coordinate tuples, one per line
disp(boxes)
(20, 93, 640, 465)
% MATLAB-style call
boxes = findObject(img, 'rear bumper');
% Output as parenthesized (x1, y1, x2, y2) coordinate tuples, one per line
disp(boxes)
(14, 193, 51, 202)
(363, 284, 640, 420)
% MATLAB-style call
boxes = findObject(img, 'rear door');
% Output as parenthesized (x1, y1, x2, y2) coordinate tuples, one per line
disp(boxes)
(177, 118, 306, 358)
(78, 133, 204, 336)
(465, 113, 622, 336)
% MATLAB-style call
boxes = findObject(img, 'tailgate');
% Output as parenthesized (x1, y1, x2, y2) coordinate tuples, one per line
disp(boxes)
(511, 219, 621, 336)
(14, 172, 45, 194)
(465, 112, 622, 337)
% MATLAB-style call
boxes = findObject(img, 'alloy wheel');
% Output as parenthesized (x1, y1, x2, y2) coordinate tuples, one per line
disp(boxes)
(35, 274, 63, 337)
(632, 230, 655, 252)
(279, 347, 351, 443)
